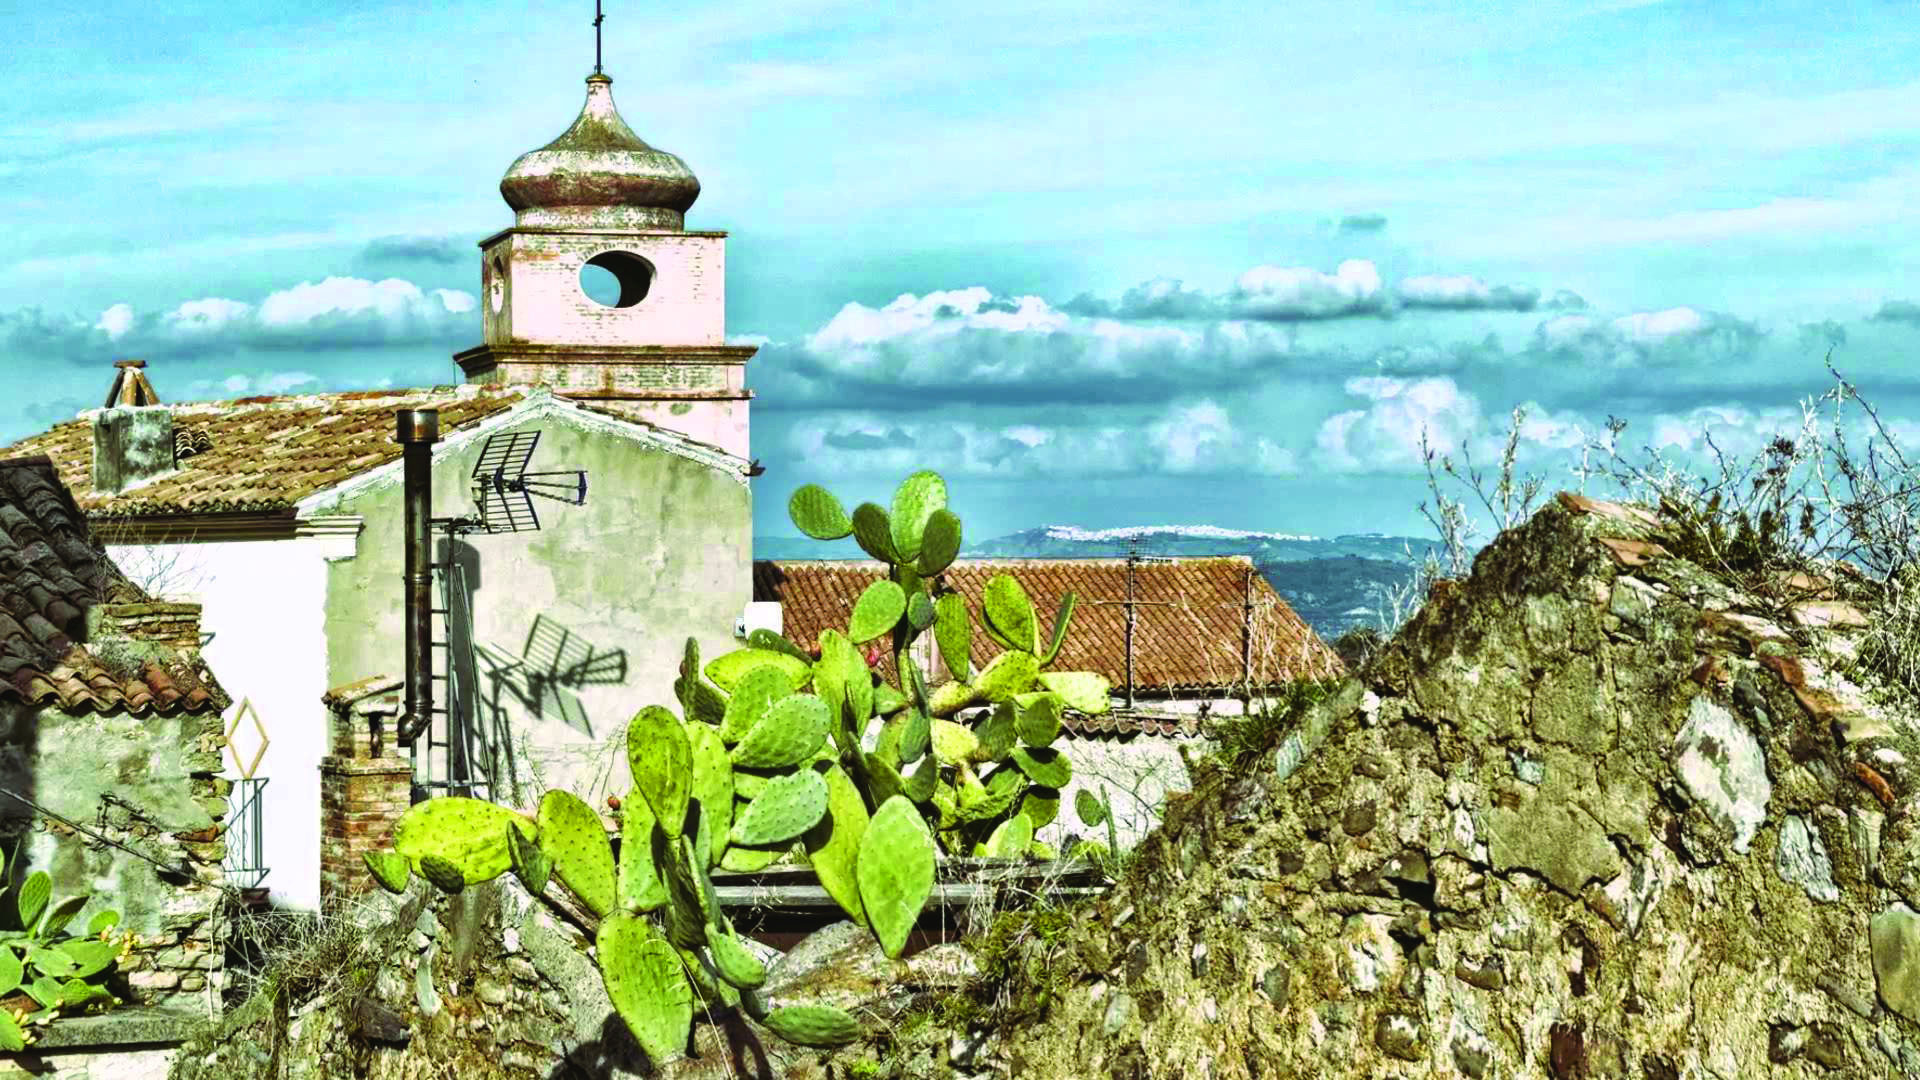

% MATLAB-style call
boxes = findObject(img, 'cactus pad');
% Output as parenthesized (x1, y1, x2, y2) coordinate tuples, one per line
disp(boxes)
(731, 770, 829, 847)
(1014, 691, 1064, 746)
(731, 694, 830, 769)
(746, 628, 814, 665)
(1075, 789, 1109, 827)
(85, 910, 118, 938)
(764, 1004, 864, 1048)
(788, 484, 853, 540)
(707, 925, 768, 990)
(1041, 591, 1077, 666)
(0, 947, 18, 998)
(812, 629, 855, 727)
(59, 940, 114, 980)
(973, 701, 1017, 762)
(393, 796, 537, 885)
(906, 588, 936, 632)
(933, 592, 973, 683)
(508, 821, 553, 897)
(928, 681, 981, 718)
(418, 855, 467, 894)
(617, 798, 667, 912)
(1038, 671, 1111, 713)
(848, 580, 906, 644)
(916, 508, 962, 577)
(1012, 745, 1071, 788)
(36, 895, 85, 941)
(628, 706, 693, 837)
(898, 707, 931, 764)
(864, 752, 909, 807)
(873, 683, 908, 717)
(597, 911, 693, 1064)
(851, 502, 898, 563)
(718, 841, 788, 873)
(985, 814, 1033, 858)
(1018, 787, 1060, 829)
(721, 664, 792, 744)
(955, 765, 1025, 824)
(538, 790, 617, 918)
(889, 471, 946, 562)
(905, 753, 940, 803)
(803, 763, 868, 927)
(686, 725, 735, 866)
(930, 719, 979, 765)
(364, 849, 412, 894)
(976, 649, 1040, 704)
(706, 648, 811, 693)
(983, 573, 1037, 654)
(856, 795, 936, 959)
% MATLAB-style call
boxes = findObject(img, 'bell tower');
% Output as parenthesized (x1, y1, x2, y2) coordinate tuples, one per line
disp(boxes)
(454, 70, 757, 459)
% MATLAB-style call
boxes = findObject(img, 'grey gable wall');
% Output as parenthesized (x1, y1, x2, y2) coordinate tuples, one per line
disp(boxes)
(321, 409, 751, 810)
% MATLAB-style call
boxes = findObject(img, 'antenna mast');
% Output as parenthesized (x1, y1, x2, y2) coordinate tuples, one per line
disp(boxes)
(593, 0, 605, 75)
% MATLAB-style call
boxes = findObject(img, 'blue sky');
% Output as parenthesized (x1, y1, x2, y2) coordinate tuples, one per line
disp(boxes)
(6, 0, 1920, 543)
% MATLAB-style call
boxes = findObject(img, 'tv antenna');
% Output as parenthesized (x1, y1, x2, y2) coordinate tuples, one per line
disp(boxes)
(593, 0, 606, 75)
(438, 429, 589, 535)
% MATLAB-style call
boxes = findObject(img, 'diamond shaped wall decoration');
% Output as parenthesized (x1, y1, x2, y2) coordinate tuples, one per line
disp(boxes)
(225, 697, 270, 779)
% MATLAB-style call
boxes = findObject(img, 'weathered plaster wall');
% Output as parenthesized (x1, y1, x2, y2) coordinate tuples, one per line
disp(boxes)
(487, 231, 728, 348)
(105, 534, 351, 913)
(1052, 733, 1205, 852)
(0, 701, 228, 1012)
(323, 408, 751, 814)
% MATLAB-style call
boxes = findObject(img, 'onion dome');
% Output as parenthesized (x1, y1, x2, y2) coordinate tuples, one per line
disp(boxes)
(499, 73, 700, 229)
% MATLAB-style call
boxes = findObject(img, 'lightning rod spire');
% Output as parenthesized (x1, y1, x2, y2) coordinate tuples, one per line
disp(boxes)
(593, 0, 605, 75)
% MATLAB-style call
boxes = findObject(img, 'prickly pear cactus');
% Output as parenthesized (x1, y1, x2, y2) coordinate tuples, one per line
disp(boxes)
(763, 1003, 864, 1049)
(731, 770, 829, 847)
(856, 795, 936, 959)
(393, 796, 537, 885)
(730, 694, 831, 769)
(628, 706, 693, 837)
(417, 855, 467, 895)
(803, 763, 868, 927)
(363, 849, 412, 894)
(597, 911, 693, 1064)
(538, 789, 617, 918)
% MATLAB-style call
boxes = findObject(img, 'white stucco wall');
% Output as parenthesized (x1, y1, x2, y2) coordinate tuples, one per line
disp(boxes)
(107, 526, 355, 913)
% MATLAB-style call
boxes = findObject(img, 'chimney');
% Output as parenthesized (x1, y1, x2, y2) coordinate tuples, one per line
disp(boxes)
(92, 362, 175, 495)
(395, 409, 439, 748)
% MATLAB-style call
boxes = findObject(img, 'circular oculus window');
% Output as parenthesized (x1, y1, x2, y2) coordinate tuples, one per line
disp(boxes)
(579, 251, 654, 308)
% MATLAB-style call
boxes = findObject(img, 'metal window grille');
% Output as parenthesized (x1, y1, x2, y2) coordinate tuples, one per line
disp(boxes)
(223, 777, 269, 889)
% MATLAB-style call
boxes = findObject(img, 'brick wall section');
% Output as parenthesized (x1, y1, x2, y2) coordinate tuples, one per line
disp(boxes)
(318, 676, 413, 912)
(87, 602, 202, 648)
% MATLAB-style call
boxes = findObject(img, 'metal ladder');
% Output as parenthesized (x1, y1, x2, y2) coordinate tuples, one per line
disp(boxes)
(414, 537, 492, 801)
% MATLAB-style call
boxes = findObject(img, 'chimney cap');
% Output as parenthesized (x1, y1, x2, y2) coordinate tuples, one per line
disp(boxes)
(395, 409, 440, 444)
(104, 360, 161, 408)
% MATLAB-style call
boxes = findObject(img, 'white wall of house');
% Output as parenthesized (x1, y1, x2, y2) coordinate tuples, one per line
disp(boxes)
(1052, 733, 1206, 853)
(107, 525, 356, 913)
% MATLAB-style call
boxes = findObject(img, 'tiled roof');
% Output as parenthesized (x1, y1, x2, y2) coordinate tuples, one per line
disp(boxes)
(0, 456, 219, 715)
(754, 556, 1345, 711)
(0, 386, 529, 517)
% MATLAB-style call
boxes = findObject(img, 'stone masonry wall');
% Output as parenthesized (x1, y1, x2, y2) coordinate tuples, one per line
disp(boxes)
(0, 699, 230, 1013)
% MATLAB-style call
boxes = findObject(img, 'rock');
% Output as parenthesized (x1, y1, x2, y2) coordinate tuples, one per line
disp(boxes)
(1374, 1013, 1424, 1062)
(1871, 904, 1920, 1023)
(1671, 696, 1771, 854)
(1776, 814, 1840, 903)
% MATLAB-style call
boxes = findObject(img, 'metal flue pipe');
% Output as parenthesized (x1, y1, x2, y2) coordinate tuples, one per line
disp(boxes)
(396, 408, 439, 747)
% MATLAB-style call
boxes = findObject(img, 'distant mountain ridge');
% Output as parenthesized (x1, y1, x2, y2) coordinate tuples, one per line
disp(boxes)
(755, 524, 1470, 643)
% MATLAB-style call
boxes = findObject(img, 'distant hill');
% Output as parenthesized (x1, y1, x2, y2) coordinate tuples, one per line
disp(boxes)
(755, 524, 1470, 642)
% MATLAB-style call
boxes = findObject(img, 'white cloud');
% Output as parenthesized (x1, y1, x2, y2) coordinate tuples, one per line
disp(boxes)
(1230, 259, 1386, 320)
(95, 303, 132, 339)
(1314, 375, 1586, 473)
(793, 287, 1294, 401)
(1397, 274, 1541, 312)
(9, 277, 480, 363)
(790, 399, 1295, 478)
(1610, 306, 1706, 344)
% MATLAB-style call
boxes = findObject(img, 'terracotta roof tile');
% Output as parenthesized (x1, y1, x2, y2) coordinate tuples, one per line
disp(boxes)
(754, 555, 1345, 699)
(0, 385, 528, 517)
(0, 455, 221, 716)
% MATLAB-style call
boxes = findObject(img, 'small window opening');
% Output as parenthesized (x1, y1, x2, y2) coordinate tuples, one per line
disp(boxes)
(579, 251, 653, 308)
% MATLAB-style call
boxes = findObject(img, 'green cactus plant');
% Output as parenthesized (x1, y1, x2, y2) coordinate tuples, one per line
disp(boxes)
(848, 580, 907, 644)
(856, 795, 936, 959)
(730, 694, 831, 770)
(538, 790, 616, 918)
(889, 471, 946, 563)
(418, 855, 467, 895)
(364, 849, 412, 894)
(392, 796, 538, 885)
(803, 763, 867, 927)
(788, 484, 853, 540)
(731, 770, 828, 847)
(763, 1003, 864, 1049)
(628, 706, 693, 837)
(597, 911, 693, 1063)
